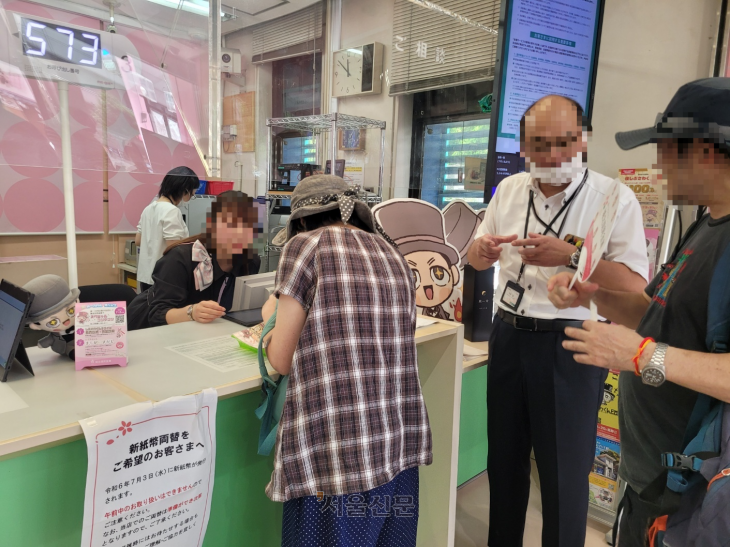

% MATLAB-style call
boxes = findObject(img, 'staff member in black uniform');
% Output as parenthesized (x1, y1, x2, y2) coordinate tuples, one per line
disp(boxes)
(128, 191, 261, 330)
(466, 95, 649, 547)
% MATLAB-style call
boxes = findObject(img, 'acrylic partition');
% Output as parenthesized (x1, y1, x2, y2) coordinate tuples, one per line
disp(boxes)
(0, 0, 210, 236)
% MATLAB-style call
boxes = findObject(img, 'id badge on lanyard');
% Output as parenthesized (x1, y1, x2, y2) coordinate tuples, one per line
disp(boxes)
(500, 172, 587, 312)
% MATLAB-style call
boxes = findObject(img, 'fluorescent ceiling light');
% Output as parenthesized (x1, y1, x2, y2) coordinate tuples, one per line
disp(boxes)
(146, 0, 237, 21)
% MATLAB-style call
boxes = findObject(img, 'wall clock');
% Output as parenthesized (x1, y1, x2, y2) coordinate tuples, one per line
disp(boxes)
(332, 42, 384, 98)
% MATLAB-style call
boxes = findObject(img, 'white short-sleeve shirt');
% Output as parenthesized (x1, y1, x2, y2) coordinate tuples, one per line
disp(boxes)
(136, 200, 189, 284)
(475, 169, 649, 320)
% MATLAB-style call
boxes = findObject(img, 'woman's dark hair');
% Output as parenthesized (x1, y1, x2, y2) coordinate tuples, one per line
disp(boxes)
(164, 191, 260, 257)
(293, 207, 373, 237)
(158, 166, 200, 202)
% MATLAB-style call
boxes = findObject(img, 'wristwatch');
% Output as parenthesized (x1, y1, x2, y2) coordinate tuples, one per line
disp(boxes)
(567, 247, 581, 270)
(186, 304, 195, 322)
(642, 342, 668, 387)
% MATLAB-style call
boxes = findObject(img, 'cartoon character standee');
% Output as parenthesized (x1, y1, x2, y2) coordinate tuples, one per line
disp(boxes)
(23, 275, 80, 360)
(373, 200, 463, 320)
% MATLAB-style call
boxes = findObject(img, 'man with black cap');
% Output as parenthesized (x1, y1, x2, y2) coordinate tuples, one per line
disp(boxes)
(548, 77, 730, 546)
(467, 94, 649, 547)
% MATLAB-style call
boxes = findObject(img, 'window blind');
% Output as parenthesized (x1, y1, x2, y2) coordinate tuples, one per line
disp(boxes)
(390, 0, 499, 95)
(252, 2, 324, 63)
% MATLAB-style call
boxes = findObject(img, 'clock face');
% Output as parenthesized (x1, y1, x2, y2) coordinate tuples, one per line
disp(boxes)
(333, 48, 364, 97)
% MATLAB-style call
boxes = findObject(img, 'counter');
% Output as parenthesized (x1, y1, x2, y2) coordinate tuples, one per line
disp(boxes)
(0, 316, 486, 547)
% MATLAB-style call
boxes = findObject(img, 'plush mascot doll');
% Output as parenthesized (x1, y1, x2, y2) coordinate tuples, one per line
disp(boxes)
(23, 275, 80, 360)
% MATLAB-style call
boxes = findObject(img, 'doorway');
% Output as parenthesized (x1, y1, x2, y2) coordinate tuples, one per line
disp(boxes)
(409, 82, 493, 210)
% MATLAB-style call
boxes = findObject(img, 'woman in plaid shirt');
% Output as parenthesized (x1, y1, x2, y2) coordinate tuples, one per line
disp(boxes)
(262, 175, 433, 547)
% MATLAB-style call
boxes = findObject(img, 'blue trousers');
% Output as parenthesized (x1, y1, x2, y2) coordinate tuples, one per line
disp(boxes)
(487, 316, 607, 547)
(282, 466, 420, 547)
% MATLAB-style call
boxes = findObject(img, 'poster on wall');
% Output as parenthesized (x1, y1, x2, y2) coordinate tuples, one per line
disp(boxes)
(79, 389, 217, 547)
(463, 157, 486, 191)
(590, 370, 621, 512)
(344, 161, 364, 188)
(619, 168, 664, 229)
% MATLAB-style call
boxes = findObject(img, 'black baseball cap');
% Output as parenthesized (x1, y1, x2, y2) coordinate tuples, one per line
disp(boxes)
(615, 77, 730, 150)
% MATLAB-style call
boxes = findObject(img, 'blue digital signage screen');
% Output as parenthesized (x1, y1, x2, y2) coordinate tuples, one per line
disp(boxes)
(484, 0, 605, 198)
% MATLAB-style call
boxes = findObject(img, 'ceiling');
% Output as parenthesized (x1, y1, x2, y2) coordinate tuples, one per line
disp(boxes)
(17, 0, 322, 37)
(221, 0, 320, 35)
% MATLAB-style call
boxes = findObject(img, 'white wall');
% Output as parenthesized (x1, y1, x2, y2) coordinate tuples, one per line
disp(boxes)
(220, 0, 722, 202)
(588, 0, 719, 178)
(220, 28, 269, 198)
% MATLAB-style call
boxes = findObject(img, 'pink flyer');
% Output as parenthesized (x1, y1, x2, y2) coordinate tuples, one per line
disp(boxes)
(75, 302, 128, 371)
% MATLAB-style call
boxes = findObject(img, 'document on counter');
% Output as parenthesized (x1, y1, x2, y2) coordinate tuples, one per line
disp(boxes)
(463, 345, 489, 358)
(416, 317, 437, 329)
(166, 336, 259, 373)
(0, 382, 28, 414)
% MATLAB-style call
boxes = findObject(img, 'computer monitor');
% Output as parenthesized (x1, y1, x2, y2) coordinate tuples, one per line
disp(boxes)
(231, 272, 277, 312)
(0, 279, 34, 382)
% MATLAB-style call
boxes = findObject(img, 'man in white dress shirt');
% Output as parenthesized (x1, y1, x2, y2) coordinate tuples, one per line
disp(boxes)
(466, 95, 649, 547)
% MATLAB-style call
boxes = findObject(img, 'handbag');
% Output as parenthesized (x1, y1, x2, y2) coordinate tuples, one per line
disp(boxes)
(254, 302, 289, 456)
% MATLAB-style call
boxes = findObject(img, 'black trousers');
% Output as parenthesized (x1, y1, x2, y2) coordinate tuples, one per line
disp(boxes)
(139, 282, 152, 293)
(487, 315, 608, 547)
(615, 485, 663, 547)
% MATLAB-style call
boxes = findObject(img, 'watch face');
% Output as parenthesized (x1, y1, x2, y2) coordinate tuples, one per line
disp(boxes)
(333, 48, 364, 96)
(642, 366, 666, 386)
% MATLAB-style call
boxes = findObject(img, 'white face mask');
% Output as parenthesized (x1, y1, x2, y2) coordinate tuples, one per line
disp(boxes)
(527, 151, 586, 186)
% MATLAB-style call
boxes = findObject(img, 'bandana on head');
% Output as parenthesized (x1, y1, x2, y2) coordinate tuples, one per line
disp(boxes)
(191, 240, 214, 291)
(293, 186, 360, 223)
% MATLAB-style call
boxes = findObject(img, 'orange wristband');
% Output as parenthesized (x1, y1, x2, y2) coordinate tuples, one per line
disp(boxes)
(633, 337, 655, 376)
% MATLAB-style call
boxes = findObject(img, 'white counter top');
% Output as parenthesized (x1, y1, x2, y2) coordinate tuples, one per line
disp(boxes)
(0, 317, 474, 459)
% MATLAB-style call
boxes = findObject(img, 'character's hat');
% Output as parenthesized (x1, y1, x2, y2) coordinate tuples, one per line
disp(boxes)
(271, 175, 375, 247)
(443, 200, 486, 266)
(373, 199, 460, 266)
(615, 77, 730, 150)
(23, 275, 80, 323)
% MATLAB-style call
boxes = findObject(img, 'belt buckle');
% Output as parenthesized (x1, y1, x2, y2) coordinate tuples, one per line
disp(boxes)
(513, 315, 538, 331)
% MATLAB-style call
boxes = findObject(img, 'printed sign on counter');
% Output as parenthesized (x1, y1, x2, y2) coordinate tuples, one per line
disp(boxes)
(75, 302, 128, 370)
(79, 389, 217, 547)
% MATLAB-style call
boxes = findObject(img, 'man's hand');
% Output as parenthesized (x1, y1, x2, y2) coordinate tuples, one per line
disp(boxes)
(513, 233, 576, 267)
(547, 272, 599, 309)
(192, 300, 226, 323)
(563, 321, 644, 372)
(473, 234, 518, 262)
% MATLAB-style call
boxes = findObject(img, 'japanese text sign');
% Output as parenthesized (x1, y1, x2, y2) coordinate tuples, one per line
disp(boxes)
(79, 389, 218, 547)
(75, 302, 128, 370)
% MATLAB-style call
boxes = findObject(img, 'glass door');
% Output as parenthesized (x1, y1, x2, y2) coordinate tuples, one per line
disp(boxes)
(419, 118, 490, 210)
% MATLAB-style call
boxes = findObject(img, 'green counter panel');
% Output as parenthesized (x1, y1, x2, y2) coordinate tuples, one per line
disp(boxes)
(457, 366, 488, 486)
(0, 392, 282, 547)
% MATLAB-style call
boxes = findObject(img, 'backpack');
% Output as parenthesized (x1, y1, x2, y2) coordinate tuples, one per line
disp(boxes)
(647, 235, 730, 546)
(254, 302, 290, 456)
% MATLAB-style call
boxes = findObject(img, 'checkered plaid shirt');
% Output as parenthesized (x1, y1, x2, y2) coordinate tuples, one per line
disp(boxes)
(266, 226, 433, 502)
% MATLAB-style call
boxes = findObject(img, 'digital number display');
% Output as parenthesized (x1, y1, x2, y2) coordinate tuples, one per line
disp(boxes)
(21, 17, 101, 69)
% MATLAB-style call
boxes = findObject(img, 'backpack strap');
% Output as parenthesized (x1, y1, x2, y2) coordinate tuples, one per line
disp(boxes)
(659, 239, 730, 493)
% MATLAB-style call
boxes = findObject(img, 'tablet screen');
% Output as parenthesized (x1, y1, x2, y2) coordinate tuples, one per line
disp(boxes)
(0, 282, 30, 369)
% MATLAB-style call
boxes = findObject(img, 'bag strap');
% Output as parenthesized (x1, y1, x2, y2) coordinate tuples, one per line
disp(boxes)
(258, 302, 278, 391)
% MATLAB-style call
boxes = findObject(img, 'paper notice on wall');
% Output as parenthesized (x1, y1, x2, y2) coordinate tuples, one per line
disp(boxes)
(619, 169, 664, 229)
(344, 161, 364, 188)
(463, 157, 487, 191)
(79, 389, 218, 547)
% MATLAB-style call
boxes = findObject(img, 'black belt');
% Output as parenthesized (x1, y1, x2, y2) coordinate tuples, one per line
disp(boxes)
(497, 308, 585, 332)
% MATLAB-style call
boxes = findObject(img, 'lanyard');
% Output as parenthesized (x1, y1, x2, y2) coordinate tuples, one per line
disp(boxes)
(516, 170, 588, 283)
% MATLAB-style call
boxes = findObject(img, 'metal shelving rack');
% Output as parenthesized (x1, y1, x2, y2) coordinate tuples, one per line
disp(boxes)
(264, 114, 387, 271)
